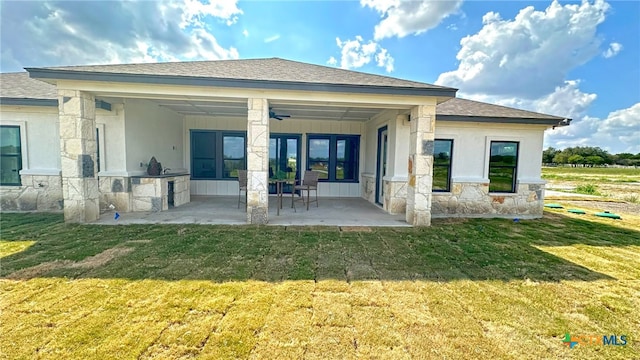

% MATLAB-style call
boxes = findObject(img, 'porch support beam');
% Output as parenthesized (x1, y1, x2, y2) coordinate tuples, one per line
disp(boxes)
(246, 98, 270, 224)
(58, 90, 100, 223)
(406, 104, 436, 226)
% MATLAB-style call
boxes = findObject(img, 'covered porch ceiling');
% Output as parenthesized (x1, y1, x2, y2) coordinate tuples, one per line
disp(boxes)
(146, 98, 405, 122)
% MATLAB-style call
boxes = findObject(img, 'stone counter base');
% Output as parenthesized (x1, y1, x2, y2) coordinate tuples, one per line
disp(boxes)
(0, 174, 63, 211)
(432, 182, 544, 218)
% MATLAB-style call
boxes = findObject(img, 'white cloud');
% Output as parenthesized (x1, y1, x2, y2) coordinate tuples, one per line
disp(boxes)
(545, 103, 640, 153)
(333, 35, 394, 73)
(242, 29, 249, 37)
(327, 56, 338, 66)
(375, 48, 394, 72)
(436, 0, 610, 99)
(180, 0, 242, 27)
(0, 0, 241, 72)
(264, 34, 280, 43)
(361, 0, 462, 40)
(603, 42, 622, 58)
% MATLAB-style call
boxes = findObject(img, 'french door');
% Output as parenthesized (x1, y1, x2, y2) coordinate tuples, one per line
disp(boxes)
(269, 134, 301, 194)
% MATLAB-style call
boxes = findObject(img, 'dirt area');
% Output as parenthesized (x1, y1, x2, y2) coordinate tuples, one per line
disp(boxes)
(5, 246, 133, 279)
(559, 200, 640, 215)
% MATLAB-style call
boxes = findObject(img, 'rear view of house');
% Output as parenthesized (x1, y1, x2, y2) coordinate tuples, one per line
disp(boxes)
(0, 58, 570, 225)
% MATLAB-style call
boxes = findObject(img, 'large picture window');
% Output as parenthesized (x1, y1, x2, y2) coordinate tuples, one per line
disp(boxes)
(191, 130, 245, 180)
(433, 139, 453, 192)
(307, 134, 359, 182)
(489, 141, 519, 193)
(0, 125, 22, 186)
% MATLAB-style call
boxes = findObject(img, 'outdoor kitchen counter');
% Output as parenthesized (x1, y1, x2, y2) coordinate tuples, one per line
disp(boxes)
(130, 173, 190, 212)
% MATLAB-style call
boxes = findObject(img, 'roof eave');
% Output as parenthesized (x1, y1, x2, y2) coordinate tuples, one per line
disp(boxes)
(0, 97, 57, 107)
(25, 68, 458, 98)
(436, 114, 571, 126)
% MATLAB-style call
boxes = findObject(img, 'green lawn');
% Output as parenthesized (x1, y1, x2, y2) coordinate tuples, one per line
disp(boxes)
(1, 212, 639, 359)
(542, 166, 640, 182)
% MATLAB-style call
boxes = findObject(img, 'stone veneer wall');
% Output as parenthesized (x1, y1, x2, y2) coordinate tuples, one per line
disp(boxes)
(130, 175, 190, 212)
(0, 174, 64, 211)
(432, 182, 544, 218)
(361, 173, 375, 203)
(383, 179, 407, 215)
(99, 176, 132, 213)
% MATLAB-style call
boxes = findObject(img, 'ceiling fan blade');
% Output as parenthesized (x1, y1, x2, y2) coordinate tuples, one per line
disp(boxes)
(279, 114, 291, 118)
(275, 116, 283, 121)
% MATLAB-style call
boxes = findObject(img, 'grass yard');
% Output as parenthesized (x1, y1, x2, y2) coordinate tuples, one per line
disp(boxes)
(1, 212, 639, 359)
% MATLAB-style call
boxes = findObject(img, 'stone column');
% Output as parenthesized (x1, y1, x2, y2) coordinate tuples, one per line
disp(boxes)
(406, 104, 436, 226)
(58, 90, 99, 223)
(246, 98, 270, 224)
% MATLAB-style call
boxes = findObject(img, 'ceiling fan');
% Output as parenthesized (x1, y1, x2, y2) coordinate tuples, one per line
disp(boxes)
(269, 108, 291, 121)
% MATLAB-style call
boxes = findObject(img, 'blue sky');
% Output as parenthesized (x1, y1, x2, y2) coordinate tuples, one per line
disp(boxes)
(1, 0, 638, 153)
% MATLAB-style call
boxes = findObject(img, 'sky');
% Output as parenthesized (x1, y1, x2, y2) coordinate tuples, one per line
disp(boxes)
(1, 0, 638, 154)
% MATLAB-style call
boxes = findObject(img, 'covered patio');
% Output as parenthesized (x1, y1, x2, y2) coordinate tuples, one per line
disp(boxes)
(94, 196, 408, 226)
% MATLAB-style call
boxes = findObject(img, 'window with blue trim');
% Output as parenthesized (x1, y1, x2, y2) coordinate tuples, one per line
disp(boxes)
(307, 134, 359, 182)
(0, 125, 22, 186)
(191, 130, 245, 180)
(433, 139, 453, 192)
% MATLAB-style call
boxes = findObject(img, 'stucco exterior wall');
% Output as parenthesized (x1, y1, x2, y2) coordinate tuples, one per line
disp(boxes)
(184, 115, 364, 197)
(124, 99, 184, 175)
(1, 106, 61, 211)
(361, 120, 548, 218)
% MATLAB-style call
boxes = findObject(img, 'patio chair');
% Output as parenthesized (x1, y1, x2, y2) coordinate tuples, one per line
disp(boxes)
(292, 170, 319, 211)
(237, 170, 247, 210)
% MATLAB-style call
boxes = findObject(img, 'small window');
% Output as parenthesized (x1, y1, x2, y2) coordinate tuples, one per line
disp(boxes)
(307, 134, 360, 182)
(433, 139, 453, 192)
(489, 141, 519, 193)
(0, 125, 22, 186)
(190, 130, 246, 180)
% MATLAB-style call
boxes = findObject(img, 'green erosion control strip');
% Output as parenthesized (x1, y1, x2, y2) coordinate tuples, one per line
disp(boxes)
(567, 209, 586, 214)
(544, 203, 564, 209)
(595, 211, 622, 219)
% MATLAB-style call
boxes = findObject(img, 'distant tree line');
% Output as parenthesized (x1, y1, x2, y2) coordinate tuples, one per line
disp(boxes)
(543, 146, 640, 167)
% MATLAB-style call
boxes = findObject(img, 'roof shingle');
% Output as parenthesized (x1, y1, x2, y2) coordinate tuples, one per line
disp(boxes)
(0, 72, 57, 100)
(33, 57, 452, 90)
(1, 60, 566, 122)
(437, 97, 565, 120)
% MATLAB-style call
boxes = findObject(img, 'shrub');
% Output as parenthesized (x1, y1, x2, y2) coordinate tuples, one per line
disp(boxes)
(623, 194, 639, 204)
(575, 184, 600, 195)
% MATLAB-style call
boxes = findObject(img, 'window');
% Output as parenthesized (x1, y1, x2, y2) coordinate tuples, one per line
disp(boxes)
(489, 141, 519, 193)
(433, 139, 453, 192)
(0, 125, 22, 186)
(307, 134, 359, 182)
(191, 130, 246, 180)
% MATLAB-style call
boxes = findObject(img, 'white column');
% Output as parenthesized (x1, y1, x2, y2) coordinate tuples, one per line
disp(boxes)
(246, 98, 270, 224)
(406, 104, 436, 226)
(58, 90, 99, 223)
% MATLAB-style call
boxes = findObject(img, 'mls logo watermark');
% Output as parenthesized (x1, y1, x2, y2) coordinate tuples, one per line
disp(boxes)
(563, 333, 628, 348)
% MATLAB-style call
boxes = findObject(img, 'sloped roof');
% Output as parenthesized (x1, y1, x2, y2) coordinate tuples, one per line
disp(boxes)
(0, 72, 57, 100)
(437, 97, 565, 120)
(1, 63, 568, 124)
(29, 58, 452, 90)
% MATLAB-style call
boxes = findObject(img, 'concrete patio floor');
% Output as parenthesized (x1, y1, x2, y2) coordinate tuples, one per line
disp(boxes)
(95, 196, 409, 226)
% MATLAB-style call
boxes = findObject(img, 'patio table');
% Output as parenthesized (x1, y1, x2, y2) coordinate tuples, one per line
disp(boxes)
(270, 179, 295, 216)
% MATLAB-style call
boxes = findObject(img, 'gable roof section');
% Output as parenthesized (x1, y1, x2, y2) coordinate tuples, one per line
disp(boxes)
(1, 63, 569, 125)
(26, 57, 457, 97)
(436, 98, 569, 125)
(0, 72, 57, 106)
